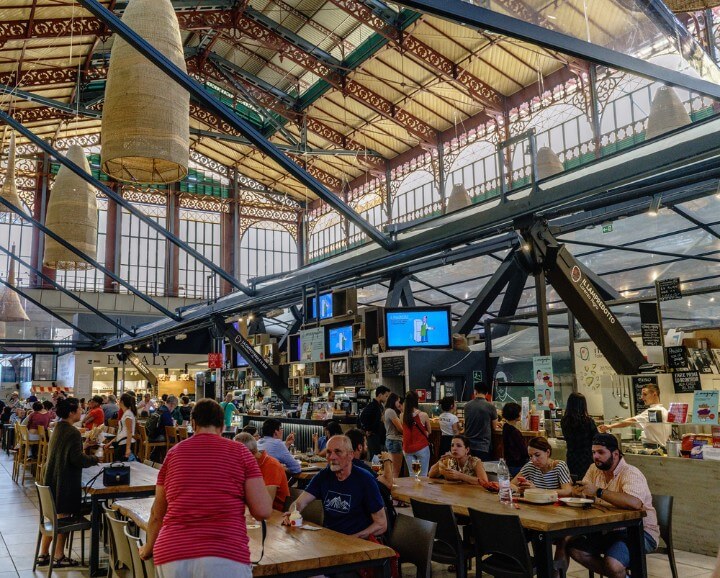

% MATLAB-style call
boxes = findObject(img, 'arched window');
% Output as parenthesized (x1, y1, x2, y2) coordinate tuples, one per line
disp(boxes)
(240, 221, 297, 284)
(392, 170, 439, 224)
(119, 203, 167, 296)
(348, 194, 385, 247)
(308, 211, 344, 261)
(178, 208, 222, 299)
(445, 141, 499, 201)
(0, 198, 34, 290)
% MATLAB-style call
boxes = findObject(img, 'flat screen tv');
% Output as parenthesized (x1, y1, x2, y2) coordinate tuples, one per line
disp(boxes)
(309, 293, 333, 320)
(236, 353, 249, 367)
(385, 306, 452, 349)
(324, 321, 353, 358)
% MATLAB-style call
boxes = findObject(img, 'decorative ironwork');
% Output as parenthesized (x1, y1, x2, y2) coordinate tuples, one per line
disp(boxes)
(121, 186, 167, 206)
(0, 65, 105, 88)
(305, 117, 384, 166)
(179, 194, 231, 213)
(239, 216, 298, 240)
(240, 204, 298, 225)
(176, 9, 238, 30)
(0, 17, 106, 40)
(190, 150, 230, 179)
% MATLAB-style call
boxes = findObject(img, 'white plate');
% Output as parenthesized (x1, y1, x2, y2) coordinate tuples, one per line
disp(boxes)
(560, 497, 594, 507)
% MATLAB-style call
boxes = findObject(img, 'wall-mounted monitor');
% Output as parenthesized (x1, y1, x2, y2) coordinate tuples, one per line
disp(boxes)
(384, 306, 452, 349)
(307, 293, 333, 320)
(324, 321, 353, 358)
(236, 353, 249, 367)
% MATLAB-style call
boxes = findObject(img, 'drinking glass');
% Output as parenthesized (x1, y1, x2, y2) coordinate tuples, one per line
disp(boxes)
(412, 459, 422, 481)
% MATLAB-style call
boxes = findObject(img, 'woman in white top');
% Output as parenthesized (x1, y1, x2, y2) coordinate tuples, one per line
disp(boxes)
(105, 393, 137, 461)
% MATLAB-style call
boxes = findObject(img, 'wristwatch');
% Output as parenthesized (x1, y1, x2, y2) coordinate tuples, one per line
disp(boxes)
(596, 488, 604, 500)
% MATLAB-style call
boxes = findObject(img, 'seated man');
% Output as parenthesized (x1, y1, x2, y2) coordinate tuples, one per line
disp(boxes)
(344, 428, 393, 490)
(257, 418, 301, 475)
(284, 435, 387, 539)
(82, 396, 106, 430)
(235, 432, 289, 511)
(568, 433, 658, 578)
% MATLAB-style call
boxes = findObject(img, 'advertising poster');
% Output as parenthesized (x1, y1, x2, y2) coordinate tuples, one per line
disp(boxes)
(299, 327, 325, 362)
(692, 390, 719, 425)
(532, 356, 555, 409)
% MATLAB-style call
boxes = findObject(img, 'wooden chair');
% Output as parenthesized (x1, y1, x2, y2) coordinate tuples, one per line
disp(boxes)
(388, 514, 437, 578)
(16, 424, 38, 485)
(137, 425, 165, 463)
(164, 426, 178, 453)
(176, 426, 189, 441)
(35, 425, 49, 483)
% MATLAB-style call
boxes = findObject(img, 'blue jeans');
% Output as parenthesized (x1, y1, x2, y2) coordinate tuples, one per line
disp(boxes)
(386, 438, 402, 454)
(404, 445, 431, 476)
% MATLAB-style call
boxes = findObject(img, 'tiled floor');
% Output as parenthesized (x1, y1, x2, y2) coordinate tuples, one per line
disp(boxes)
(0, 450, 716, 577)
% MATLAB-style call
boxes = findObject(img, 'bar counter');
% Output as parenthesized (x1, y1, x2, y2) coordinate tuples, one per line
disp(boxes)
(238, 414, 357, 452)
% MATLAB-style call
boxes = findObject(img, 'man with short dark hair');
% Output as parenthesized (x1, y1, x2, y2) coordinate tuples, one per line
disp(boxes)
(463, 382, 498, 461)
(284, 435, 386, 538)
(102, 395, 119, 423)
(568, 433, 658, 578)
(599, 384, 671, 449)
(257, 418, 300, 474)
(358, 385, 390, 460)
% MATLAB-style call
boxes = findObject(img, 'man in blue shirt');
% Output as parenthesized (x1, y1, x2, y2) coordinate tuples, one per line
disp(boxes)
(257, 418, 301, 475)
(284, 435, 386, 538)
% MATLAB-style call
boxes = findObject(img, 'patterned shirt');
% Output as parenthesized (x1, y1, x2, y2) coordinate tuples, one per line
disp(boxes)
(518, 460, 572, 490)
(437, 455, 482, 478)
(582, 458, 659, 544)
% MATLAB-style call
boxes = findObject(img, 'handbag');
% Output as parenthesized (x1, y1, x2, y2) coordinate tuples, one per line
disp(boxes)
(103, 462, 131, 486)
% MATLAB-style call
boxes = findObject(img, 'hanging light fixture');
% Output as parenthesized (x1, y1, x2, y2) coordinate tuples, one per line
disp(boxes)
(43, 145, 98, 270)
(101, 0, 189, 184)
(0, 132, 25, 213)
(0, 245, 29, 322)
(664, 0, 720, 12)
(645, 86, 691, 140)
(446, 183, 472, 212)
(0, 322, 5, 339)
(536, 147, 564, 180)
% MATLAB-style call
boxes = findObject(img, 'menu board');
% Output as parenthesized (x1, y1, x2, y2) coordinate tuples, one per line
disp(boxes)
(299, 327, 325, 362)
(666, 346, 688, 370)
(631, 375, 657, 414)
(656, 277, 682, 302)
(639, 302, 662, 347)
(672, 371, 701, 393)
(381, 355, 405, 377)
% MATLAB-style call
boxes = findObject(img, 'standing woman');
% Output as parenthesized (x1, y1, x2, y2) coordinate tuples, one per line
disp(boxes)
(105, 393, 137, 461)
(383, 393, 404, 476)
(401, 391, 431, 476)
(37, 397, 99, 568)
(560, 392, 598, 479)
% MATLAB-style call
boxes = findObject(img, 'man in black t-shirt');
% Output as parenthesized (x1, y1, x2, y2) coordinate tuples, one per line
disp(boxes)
(358, 386, 390, 460)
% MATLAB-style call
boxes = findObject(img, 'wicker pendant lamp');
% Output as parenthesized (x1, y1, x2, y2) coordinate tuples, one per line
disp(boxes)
(1, 133, 25, 213)
(536, 147, 564, 180)
(0, 246, 29, 322)
(43, 145, 98, 270)
(101, 0, 189, 184)
(645, 86, 691, 140)
(0, 322, 5, 339)
(664, 0, 720, 12)
(446, 183, 472, 212)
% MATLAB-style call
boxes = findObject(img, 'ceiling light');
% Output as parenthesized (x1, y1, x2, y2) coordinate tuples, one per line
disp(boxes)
(648, 194, 662, 216)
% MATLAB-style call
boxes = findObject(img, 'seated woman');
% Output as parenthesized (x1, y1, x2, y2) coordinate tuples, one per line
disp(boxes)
(511, 436, 573, 495)
(428, 435, 488, 485)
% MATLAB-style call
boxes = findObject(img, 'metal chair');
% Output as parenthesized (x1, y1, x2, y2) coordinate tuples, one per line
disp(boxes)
(410, 498, 473, 578)
(33, 483, 92, 578)
(124, 525, 156, 578)
(388, 513, 437, 578)
(652, 494, 678, 578)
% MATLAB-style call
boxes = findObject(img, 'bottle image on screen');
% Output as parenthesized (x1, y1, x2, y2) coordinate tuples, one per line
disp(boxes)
(413, 319, 422, 343)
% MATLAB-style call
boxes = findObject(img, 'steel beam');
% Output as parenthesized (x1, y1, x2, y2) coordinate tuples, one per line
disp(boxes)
(669, 204, 720, 241)
(76, 0, 392, 250)
(556, 238, 720, 264)
(393, 0, 720, 100)
(491, 269, 528, 338)
(384, 273, 416, 307)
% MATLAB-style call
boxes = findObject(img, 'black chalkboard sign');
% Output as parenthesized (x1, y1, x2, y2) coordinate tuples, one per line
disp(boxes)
(639, 302, 662, 347)
(350, 357, 365, 374)
(656, 278, 682, 302)
(672, 371, 701, 393)
(631, 375, 657, 414)
(336, 374, 365, 388)
(381, 355, 405, 376)
(666, 346, 688, 369)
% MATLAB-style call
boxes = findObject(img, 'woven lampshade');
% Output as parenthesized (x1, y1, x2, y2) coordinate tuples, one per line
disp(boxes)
(0, 322, 5, 339)
(645, 87, 691, 140)
(0, 247, 29, 322)
(536, 147, 564, 180)
(43, 145, 98, 270)
(446, 183, 472, 212)
(664, 0, 720, 12)
(0, 133, 24, 213)
(101, 0, 189, 184)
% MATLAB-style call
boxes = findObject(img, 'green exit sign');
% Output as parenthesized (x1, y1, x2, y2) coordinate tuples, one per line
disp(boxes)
(602, 223, 613, 234)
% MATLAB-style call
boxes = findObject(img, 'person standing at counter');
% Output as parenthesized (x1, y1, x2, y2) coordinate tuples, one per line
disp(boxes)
(358, 385, 390, 460)
(501, 402, 528, 476)
(561, 392, 598, 479)
(438, 396, 460, 456)
(464, 382, 499, 462)
(221, 392, 239, 430)
(383, 393, 405, 477)
(257, 418, 301, 475)
(599, 383, 671, 449)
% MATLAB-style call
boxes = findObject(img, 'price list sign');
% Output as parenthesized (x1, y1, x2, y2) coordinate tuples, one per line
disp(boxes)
(672, 371, 701, 393)
(656, 278, 682, 302)
(639, 302, 662, 347)
(666, 346, 688, 370)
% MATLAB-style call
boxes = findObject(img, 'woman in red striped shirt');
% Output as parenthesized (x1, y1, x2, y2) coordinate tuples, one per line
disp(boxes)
(139, 399, 272, 578)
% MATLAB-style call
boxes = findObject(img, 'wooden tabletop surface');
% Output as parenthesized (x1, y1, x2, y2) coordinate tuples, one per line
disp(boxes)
(392, 477, 644, 533)
(112, 499, 395, 576)
(83, 461, 159, 495)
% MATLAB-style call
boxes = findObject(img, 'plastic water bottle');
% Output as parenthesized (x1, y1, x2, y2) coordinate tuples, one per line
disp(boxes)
(497, 458, 511, 505)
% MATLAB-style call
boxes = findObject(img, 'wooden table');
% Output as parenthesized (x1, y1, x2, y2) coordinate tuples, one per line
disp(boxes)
(83, 461, 158, 577)
(392, 477, 647, 578)
(112, 498, 395, 577)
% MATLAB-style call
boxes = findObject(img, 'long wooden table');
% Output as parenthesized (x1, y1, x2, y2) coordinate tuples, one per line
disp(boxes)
(82, 461, 159, 577)
(392, 477, 647, 578)
(112, 498, 395, 577)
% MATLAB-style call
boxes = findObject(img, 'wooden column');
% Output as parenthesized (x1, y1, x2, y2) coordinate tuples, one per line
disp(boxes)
(165, 186, 179, 297)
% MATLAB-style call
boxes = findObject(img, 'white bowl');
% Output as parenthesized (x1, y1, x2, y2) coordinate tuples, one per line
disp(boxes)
(560, 497, 594, 508)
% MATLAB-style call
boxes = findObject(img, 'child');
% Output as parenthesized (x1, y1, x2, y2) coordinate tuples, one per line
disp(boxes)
(438, 396, 460, 456)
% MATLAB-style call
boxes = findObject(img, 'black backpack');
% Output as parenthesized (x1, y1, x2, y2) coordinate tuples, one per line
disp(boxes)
(145, 410, 162, 440)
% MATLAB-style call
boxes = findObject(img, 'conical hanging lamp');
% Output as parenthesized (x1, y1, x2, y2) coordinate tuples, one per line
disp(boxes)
(101, 0, 189, 184)
(43, 145, 98, 270)
(0, 132, 25, 213)
(536, 147, 564, 180)
(645, 86, 691, 140)
(446, 183, 472, 212)
(0, 322, 6, 339)
(664, 0, 720, 12)
(0, 246, 30, 322)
